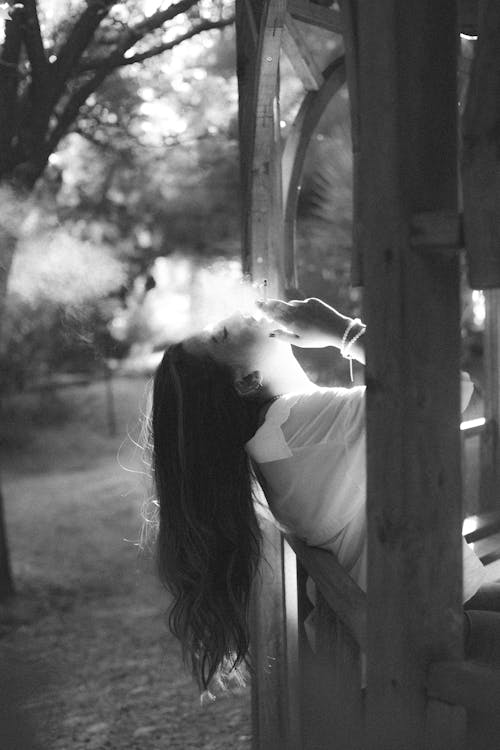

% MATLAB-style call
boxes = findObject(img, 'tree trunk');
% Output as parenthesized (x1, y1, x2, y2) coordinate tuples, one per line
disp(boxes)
(0, 479, 14, 599)
(0, 222, 18, 600)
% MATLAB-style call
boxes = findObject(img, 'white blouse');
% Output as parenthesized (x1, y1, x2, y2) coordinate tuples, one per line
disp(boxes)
(245, 378, 486, 603)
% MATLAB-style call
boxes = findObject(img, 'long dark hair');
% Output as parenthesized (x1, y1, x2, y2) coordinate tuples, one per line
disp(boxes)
(151, 342, 263, 691)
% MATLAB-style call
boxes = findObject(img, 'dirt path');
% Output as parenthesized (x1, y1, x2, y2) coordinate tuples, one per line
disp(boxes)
(0, 455, 251, 749)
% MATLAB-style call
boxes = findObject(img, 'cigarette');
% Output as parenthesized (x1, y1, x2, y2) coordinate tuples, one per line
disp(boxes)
(263, 279, 268, 303)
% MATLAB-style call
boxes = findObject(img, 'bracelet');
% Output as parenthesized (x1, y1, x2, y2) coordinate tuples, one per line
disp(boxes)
(340, 318, 366, 360)
(340, 318, 358, 355)
(340, 318, 366, 381)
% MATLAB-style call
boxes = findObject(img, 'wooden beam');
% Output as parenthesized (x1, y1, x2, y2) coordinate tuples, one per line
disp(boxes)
(463, 508, 500, 543)
(236, 0, 262, 280)
(288, 0, 343, 33)
(286, 535, 367, 650)
(238, 0, 287, 295)
(462, 0, 500, 289)
(357, 1, 464, 748)
(250, 521, 295, 750)
(282, 12, 324, 91)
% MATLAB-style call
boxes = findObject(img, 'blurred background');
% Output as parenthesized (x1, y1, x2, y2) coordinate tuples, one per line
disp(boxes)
(0, 2, 486, 748)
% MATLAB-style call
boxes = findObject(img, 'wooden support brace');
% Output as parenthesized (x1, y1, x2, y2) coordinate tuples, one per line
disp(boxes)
(288, 0, 343, 33)
(282, 12, 324, 91)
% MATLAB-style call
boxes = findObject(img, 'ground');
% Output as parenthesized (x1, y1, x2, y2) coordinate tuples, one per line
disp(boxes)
(0, 377, 251, 749)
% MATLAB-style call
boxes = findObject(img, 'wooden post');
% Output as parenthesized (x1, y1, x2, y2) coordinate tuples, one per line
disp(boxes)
(236, 0, 287, 296)
(237, 4, 292, 747)
(462, 0, 500, 289)
(480, 289, 500, 511)
(357, 2, 465, 748)
(250, 522, 301, 750)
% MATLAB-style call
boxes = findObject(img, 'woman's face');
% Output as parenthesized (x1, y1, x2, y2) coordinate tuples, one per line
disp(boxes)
(184, 311, 277, 370)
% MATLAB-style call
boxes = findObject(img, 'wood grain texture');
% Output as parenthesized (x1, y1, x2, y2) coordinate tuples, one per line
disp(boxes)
(462, 0, 500, 289)
(250, 521, 289, 750)
(245, 0, 287, 295)
(305, 592, 364, 750)
(357, 1, 465, 747)
(236, 0, 262, 278)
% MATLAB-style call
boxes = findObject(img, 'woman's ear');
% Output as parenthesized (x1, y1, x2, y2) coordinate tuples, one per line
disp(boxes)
(234, 370, 263, 397)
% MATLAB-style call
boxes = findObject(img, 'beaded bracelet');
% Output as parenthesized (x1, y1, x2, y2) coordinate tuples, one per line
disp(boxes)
(340, 318, 366, 380)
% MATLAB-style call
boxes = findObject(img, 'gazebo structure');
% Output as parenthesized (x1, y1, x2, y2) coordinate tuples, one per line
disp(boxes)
(235, 1, 500, 748)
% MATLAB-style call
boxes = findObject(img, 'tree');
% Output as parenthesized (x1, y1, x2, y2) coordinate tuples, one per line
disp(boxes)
(0, 0, 234, 599)
(0, 0, 233, 291)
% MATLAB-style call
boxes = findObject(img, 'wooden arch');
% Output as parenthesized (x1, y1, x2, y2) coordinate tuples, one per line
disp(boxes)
(236, 2, 500, 749)
(236, 0, 347, 296)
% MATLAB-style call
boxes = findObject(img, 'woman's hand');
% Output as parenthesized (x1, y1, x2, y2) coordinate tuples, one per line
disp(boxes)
(256, 297, 353, 349)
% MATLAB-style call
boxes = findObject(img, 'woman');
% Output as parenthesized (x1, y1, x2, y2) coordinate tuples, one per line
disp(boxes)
(150, 297, 487, 691)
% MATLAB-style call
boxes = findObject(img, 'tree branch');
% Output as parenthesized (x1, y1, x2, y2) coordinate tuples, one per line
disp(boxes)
(47, 0, 201, 134)
(0, 11, 23, 171)
(19, 0, 48, 91)
(127, 0, 200, 38)
(45, 0, 234, 161)
(72, 125, 132, 156)
(52, 0, 116, 102)
(80, 16, 234, 70)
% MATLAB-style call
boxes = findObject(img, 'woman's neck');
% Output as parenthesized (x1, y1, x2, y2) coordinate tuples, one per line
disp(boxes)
(259, 346, 313, 396)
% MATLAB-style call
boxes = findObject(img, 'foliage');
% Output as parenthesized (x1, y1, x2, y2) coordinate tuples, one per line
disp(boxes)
(0, 0, 234, 189)
(0, 5, 241, 389)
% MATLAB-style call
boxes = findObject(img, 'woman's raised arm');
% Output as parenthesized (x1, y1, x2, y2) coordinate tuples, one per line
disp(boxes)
(256, 297, 366, 364)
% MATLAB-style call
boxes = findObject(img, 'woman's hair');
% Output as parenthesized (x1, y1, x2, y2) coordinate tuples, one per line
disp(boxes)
(151, 342, 263, 691)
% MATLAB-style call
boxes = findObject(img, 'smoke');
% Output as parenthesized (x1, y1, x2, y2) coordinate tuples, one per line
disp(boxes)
(119, 254, 265, 348)
(8, 229, 126, 308)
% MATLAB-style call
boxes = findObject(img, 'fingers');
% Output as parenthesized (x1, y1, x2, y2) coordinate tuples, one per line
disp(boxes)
(256, 298, 302, 321)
